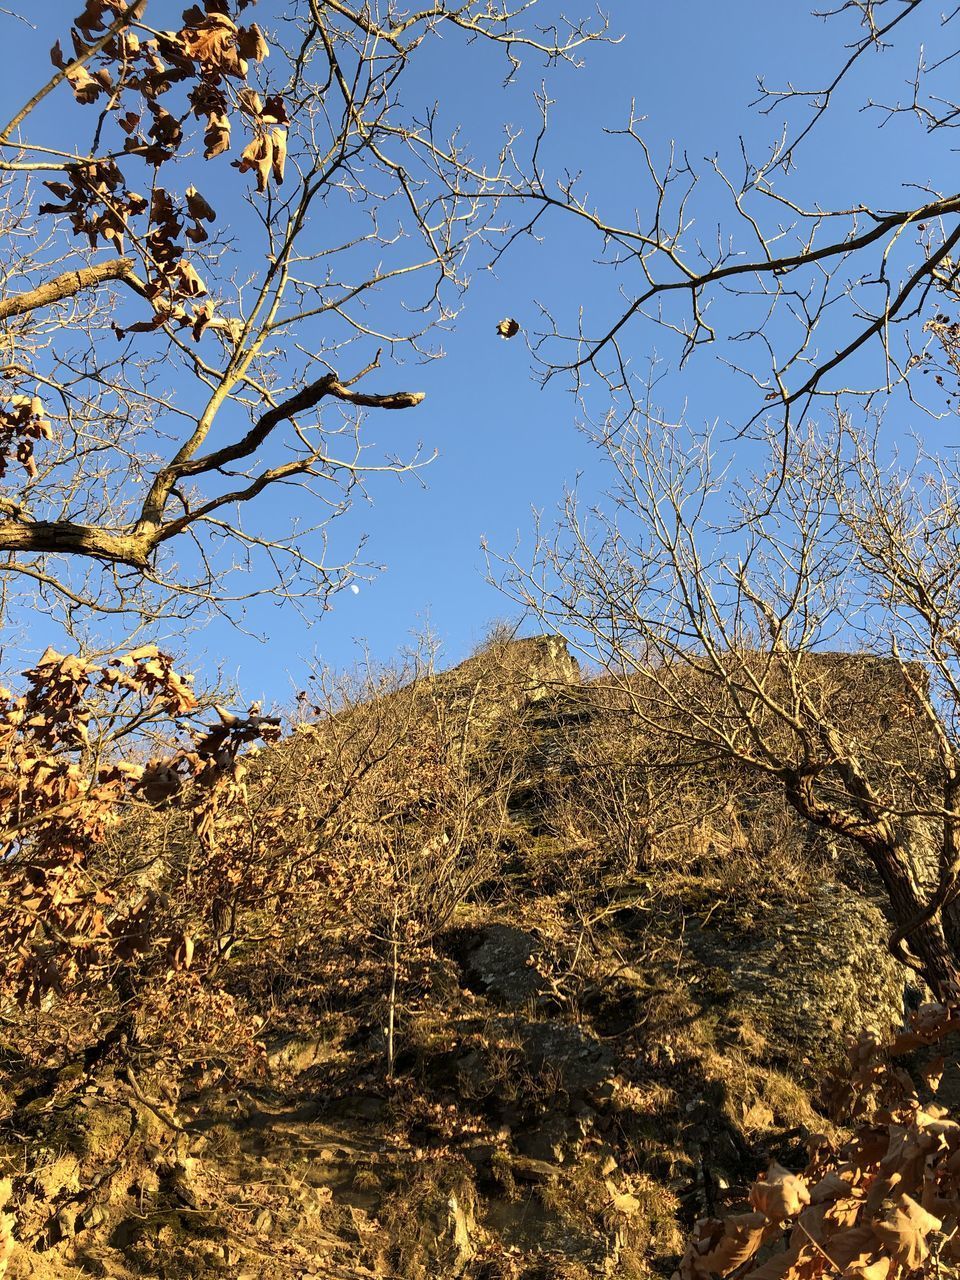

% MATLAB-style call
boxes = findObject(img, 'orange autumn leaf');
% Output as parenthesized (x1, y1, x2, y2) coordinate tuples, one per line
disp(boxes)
(870, 1195, 941, 1271)
(750, 1163, 812, 1221)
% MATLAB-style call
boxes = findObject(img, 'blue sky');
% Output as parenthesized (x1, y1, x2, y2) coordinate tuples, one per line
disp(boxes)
(2, 2, 953, 707)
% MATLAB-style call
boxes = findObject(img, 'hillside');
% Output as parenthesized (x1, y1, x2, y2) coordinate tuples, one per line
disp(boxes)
(0, 637, 939, 1280)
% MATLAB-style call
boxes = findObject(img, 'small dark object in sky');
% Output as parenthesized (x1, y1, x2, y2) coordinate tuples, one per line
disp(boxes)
(496, 317, 520, 339)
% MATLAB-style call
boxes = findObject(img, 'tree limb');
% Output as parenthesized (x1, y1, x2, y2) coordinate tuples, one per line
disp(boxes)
(0, 258, 134, 323)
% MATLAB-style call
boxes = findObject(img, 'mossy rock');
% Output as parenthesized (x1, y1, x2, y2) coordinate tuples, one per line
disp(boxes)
(667, 882, 905, 1071)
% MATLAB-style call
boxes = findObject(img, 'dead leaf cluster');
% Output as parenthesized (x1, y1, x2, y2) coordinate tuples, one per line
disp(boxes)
(0, 394, 51, 479)
(0, 644, 277, 1014)
(676, 1007, 960, 1280)
(42, 1, 280, 340)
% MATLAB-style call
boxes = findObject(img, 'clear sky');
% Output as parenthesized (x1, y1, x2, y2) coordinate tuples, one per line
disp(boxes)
(1, 2, 952, 707)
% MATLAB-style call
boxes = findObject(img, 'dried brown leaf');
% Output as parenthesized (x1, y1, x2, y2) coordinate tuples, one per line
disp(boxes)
(750, 1163, 812, 1222)
(871, 1195, 941, 1271)
(679, 1212, 770, 1279)
(237, 23, 268, 62)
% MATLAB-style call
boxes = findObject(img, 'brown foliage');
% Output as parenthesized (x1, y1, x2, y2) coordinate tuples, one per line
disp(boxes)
(41, 1, 277, 335)
(0, 644, 277, 1016)
(0, 636, 538, 1087)
(0, 395, 51, 481)
(676, 1007, 960, 1280)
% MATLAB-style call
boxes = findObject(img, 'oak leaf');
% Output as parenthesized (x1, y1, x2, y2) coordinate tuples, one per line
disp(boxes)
(270, 127, 287, 184)
(204, 112, 231, 158)
(236, 132, 273, 192)
(750, 1163, 811, 1221)
(237, 23, 269, 62)
(679, 1212, 769, 1279)
(176, 260, 207, 296)
(180, 13, 245, 78)
(871, 1194, 941, 1271)
(842, 1256, 892, 1280)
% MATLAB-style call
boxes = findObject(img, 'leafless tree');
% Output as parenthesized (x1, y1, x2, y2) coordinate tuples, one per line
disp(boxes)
(0, 0, 606, 631)
(496, 413, 960, 1002)
(477, 0, 960, 1004)
(517, 1, 960, 446)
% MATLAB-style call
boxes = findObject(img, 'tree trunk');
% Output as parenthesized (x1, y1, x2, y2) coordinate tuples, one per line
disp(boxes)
(783, 771, 960, 1003)
(941, 898, 960, 970)
(869, 837, 960, 1003)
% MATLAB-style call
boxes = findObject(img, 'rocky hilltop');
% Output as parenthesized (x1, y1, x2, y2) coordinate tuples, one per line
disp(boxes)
(0, 637, 924, 1280)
